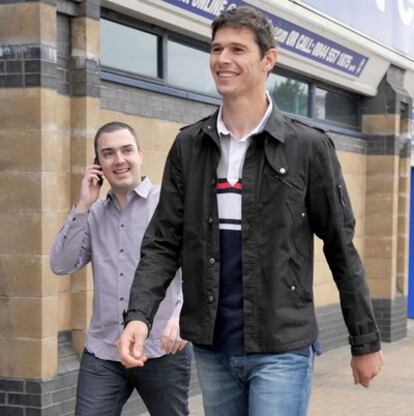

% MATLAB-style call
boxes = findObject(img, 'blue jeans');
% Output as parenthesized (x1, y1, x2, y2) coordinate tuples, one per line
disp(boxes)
(76, 345, 191, 416)
(193, 346, 314, 416)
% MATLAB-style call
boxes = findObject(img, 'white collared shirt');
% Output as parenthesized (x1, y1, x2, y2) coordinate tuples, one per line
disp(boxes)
(216, 92, 273, 185)
(215, 92, 273, 231)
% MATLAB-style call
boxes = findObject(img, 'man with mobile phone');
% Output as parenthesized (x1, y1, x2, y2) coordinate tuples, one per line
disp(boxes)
(50, 122, 191, 416)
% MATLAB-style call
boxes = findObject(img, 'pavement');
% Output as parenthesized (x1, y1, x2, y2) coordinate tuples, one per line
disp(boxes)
(186, 319, 414, 416)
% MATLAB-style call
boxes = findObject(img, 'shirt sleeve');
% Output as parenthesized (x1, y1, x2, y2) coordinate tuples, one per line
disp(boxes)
(49, 206, 92, 275)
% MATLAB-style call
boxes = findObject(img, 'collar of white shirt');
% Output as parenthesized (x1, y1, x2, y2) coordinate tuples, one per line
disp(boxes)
(216, 91, 273, 142)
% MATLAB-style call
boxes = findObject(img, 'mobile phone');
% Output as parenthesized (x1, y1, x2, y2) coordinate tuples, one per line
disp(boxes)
(94, 157, 104, 187)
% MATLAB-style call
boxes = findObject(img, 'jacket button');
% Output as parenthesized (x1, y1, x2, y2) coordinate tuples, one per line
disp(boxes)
(301, 212, 305, 217)
(208, 257, 216, 265)
(291, 285, 296, 291)
(208, 217, 213, 224)
(280, 167, 286, 174)
(207, 295, 214, 303)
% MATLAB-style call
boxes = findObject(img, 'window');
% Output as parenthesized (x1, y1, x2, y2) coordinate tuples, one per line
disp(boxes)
(167, 40, 217, 97)
(100, 12, 362, 131)
(315, 87, 360, 127)
(101, 19, 159, 78)
(268, 73, 309, 116)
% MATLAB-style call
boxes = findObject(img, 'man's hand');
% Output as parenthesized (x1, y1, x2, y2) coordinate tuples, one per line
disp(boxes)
(351, 350, 384, 388)
(160, 317, 187, 354)
(118, 321, 149, 368)
(76, 164, 103, 213)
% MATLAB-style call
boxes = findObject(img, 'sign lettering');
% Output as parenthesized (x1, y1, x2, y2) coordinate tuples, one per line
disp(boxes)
(161, 0, 369, 77)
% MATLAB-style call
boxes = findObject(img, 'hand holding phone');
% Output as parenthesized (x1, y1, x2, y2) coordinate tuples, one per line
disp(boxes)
(94, 157, 104, 187)
(76, 160, 104, 213)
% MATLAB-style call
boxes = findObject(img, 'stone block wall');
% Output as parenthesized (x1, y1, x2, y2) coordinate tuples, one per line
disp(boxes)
(361, 66, 412, 342)
(0, 1, 412, 414)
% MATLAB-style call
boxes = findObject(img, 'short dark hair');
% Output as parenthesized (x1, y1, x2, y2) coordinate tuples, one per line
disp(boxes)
(211, 6, 276, 58)
(94, 121, 140, 160)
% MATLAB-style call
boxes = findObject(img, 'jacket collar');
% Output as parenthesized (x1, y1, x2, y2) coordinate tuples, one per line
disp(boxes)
(201, 110, 221, 149)
(262, 103, 286, 143)
(201, 101, 287, 146)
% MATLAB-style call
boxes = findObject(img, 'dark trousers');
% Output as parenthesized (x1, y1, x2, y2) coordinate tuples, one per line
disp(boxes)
(75, 345, 191, 416)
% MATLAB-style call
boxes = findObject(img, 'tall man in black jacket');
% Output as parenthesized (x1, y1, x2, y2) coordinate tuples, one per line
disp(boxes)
(119, 6, 383, 416)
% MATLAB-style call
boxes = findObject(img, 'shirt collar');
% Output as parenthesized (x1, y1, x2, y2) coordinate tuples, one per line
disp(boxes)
(216, 91, 273, 141)
(133, 176, 152, 199)
(106, 176, 153, 203)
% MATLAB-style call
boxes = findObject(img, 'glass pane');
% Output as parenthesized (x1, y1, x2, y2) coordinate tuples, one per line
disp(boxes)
(101, 19, 158, 78)
(267, 73, 308, 116)
(315, 88, 360, 127)
(167, 40, 218, 96)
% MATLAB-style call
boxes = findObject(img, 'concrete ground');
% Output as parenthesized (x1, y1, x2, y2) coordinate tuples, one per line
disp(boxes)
(186, 319, 414, 416)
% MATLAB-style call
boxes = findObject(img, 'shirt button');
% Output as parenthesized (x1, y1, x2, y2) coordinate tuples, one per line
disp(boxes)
(301, 212, 305, 218)
(208, 257, 216, 265)
(120, 273, 124, 276)
(120, 224, 124, 228)
(280, 168, 286, 174)
(120, 249, 124, 253)
(120, 297, 124, 301)
(291, 285, 296, 291)
(207, 295, 214, 303)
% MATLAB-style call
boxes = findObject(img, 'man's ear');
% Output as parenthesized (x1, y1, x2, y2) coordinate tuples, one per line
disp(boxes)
(263, 48, 278, 73)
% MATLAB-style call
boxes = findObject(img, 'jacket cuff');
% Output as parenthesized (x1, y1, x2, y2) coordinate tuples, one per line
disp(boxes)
(122, 309, 152, 330)
(349, 331, 381, 356)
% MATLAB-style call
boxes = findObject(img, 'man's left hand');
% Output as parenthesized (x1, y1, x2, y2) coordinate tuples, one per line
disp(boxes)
(161, 317, 187, 354)
(351, 350, 384, 388)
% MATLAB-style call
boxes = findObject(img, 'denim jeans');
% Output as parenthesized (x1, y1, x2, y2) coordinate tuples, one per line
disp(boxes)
(75, 345, 191, 416)
(193, 346, 314, 416)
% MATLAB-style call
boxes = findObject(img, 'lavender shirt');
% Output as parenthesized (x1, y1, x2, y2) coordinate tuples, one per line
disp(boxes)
(50, 177, 183, 361)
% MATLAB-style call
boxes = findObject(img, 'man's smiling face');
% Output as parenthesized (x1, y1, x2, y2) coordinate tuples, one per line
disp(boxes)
(210, 26, 275, 99)
(96, 128, 143, 193)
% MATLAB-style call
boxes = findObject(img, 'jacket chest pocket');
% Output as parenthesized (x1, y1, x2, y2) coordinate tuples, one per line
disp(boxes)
(259, 165, 303, 206)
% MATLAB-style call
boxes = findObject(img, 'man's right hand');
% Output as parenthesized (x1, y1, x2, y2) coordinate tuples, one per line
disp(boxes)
(118, 320, 149, 368)
(76, 164, 103, 213)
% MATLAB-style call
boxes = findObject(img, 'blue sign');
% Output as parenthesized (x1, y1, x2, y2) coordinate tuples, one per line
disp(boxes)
(160, 0, 243, 21)
(160, 0, 369, 77)
(302, 0, 414, 59)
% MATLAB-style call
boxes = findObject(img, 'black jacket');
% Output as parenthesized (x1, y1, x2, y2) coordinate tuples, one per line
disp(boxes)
(126, 106, 381, 356)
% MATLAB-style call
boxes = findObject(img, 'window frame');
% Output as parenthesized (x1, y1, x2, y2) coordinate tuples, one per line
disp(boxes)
(268, 68, 311, 118)
(312, 82, 362, 130)
(165, 33, 220, 98)
(100, 9, 221, 105)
